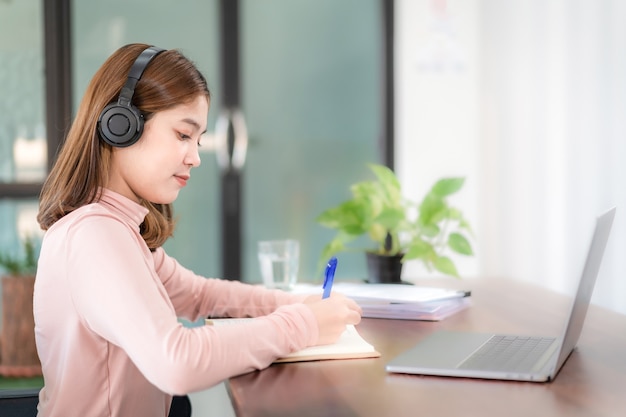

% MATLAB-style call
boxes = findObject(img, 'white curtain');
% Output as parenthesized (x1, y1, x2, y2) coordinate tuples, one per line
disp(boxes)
(397, 0, 626, 315)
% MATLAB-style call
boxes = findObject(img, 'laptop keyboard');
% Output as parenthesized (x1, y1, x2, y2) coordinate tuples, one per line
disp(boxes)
(458, 335, 557, 373)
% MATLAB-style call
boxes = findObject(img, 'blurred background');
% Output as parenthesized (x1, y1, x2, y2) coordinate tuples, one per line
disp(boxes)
(1, 0, 624, 318)
(396, 0, 625, 316)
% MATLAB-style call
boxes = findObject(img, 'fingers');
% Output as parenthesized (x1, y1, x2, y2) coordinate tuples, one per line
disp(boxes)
(344, 296, 362, 316)
(303, 293, 363, 346)
(345, 307, 362, 325)
(302, 294, 322, 304)
(329, 293, 363, 317)
(303, 292, 361, 315)
(331, 295, 362, 323)
(328, 295, 362, 326)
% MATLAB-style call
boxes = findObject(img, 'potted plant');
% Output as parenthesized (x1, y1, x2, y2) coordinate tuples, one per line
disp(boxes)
(316, 163, 474, 283)
(0, 235, 41, 377)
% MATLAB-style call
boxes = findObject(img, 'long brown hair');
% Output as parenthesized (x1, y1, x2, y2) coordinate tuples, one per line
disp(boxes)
(37, 43, 210, 249)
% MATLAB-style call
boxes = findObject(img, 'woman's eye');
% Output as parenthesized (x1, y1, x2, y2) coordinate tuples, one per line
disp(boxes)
(178, 131, 202, 146)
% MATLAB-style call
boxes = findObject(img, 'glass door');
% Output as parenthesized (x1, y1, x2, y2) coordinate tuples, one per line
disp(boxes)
(72, 0, 222, 277)
(71, 0, 383, 283)
(0, 0, 46, 246)
(239, 0, 383, 283)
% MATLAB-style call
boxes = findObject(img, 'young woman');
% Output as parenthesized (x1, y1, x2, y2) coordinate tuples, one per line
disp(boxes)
(34, 43, 361, 417)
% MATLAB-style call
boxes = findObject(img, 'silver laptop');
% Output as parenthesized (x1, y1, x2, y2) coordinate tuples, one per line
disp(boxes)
(386, 207, 616, 382)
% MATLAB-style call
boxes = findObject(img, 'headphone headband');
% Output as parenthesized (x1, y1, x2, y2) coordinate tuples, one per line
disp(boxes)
(98, 46, 166, 147)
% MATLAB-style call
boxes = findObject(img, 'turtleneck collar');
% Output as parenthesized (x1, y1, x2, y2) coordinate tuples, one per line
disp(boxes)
(98, 188, 150, 228)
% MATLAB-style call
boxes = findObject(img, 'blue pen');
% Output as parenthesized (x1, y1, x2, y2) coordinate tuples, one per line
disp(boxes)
(322, 256, 337, 299)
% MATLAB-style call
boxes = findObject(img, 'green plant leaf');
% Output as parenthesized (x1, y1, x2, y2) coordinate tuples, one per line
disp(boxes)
(368, 223, 388, 246)
(420, 223, 440, 238)
(316, 237, 350, 275)
(418, 194, 445, 226)
(431, 177, 465, 197)
(447, 207, 463, 221)
(316, 206, 344, 228)
(351, 181, 381, 206)
(403, 238, 435, 261)
(369, 164, 401, 203)
(433, 256, 460, 278)
(317, 200, 370, 235)
(459, 218, 475, 237)
(315, 163, 474, 279)
(448, 232, 473, 255)
(374, 207, 404, 230)
(0, 235, 39, 276)
(0, 254, 21, 275)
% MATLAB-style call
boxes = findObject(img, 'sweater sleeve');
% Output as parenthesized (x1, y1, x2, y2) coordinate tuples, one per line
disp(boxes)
(66, 216, 318, 394)
(152, 247, 308, 321)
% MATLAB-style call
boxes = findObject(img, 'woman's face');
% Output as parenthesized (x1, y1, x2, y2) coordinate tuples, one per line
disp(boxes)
(106, 94, 209, 204)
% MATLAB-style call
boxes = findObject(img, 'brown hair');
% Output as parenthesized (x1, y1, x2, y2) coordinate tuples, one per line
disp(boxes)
(37, 43, 210, 249)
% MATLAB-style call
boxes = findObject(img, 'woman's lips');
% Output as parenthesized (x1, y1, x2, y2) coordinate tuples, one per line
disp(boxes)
(174, 174, 190, 187)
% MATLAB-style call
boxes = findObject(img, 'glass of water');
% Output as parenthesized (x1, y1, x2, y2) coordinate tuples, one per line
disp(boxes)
(257, 239, 299, 290)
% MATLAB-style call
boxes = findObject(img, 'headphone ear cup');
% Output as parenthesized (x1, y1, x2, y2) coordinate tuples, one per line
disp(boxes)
(97, 103, 144, 147)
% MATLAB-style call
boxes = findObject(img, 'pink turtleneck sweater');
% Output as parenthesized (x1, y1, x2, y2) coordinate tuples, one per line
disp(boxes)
(33, 189, 318, 417)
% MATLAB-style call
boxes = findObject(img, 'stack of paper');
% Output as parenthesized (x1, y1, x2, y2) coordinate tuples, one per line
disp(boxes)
(292, 282, 471, 321)
(358, 297, 470, 321)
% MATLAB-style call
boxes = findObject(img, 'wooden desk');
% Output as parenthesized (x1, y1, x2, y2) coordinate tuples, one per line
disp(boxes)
(226, 279, 626, 417)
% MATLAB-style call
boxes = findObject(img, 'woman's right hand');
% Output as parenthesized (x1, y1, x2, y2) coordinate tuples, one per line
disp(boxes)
(304, 293, 362, 346)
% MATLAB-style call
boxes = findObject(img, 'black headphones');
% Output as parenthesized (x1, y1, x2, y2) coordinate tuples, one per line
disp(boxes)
(97, 46, 166, 147)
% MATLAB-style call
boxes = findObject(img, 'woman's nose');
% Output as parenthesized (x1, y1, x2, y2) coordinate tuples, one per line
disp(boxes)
(185, 144, 201, 167)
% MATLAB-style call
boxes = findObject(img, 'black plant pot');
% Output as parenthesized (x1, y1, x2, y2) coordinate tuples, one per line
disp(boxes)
(365, 253, 404, 284)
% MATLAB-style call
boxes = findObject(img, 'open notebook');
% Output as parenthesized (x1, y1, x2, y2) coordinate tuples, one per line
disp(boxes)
(205, 319, 380, 363)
